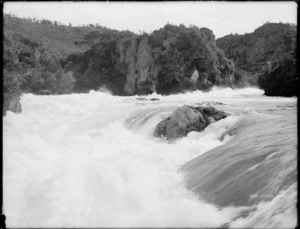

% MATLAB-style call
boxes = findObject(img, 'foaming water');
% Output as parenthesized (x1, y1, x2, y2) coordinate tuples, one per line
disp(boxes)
(3, 87, 297, 227)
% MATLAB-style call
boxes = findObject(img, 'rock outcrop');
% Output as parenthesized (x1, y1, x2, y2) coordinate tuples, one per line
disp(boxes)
(216, 22, 297, 96)
(116, 37, 157, 95)
(154, 105, 228, 140)
(112, 24, 235, 95)
(65, 24, 236, 95)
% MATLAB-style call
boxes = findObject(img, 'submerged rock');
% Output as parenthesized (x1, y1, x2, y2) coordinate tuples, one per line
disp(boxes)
(154, 105, 228, 140)
(3, 93, 22, 116)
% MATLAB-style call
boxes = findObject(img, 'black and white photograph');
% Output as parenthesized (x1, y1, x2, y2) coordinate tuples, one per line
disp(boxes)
(2, 1, 297, 228)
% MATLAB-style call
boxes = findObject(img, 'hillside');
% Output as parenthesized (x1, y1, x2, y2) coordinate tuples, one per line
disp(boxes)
(216, 22, 297, 96)
(4, 14, 115, 57)
(3, 14, 135, 114)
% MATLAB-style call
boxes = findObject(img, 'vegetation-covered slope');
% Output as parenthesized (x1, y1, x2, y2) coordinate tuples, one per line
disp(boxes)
(216, 23, 297, 96)
(4, 14, 113, 57)
(3, 14, 134, 114)
(3, 14, 133, 96)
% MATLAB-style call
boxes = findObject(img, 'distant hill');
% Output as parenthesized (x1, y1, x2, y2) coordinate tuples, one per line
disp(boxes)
(5, 15, 86, 57)
(3, 14, 130, 57)
(216, 22, 297, 96)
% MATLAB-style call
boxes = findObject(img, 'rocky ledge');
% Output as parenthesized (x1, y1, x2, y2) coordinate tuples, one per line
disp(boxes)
(154, 105, 228, 141)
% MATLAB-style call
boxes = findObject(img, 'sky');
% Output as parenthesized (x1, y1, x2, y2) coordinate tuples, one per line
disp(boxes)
(3, 1, 297, 38)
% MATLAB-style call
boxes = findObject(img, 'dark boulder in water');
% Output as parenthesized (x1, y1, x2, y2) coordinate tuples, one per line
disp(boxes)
(3, 93, 22, 116)
(154, 105, 228, 140)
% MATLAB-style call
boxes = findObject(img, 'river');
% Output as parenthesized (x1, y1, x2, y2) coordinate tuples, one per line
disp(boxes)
(3, 87, 297, 228)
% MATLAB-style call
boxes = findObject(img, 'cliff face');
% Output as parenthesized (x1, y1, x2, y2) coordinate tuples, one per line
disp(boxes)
(116, 37, 157, 95)
(110, 25, 235, 95)
(216, 23, 297, 94)
(62, 24, 235, 95)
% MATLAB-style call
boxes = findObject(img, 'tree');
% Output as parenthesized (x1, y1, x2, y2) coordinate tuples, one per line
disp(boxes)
(41, 19, 52, 25)
(258, 54, 297, 96)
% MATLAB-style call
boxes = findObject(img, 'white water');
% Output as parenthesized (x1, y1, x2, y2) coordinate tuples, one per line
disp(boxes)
(3, 87, 297, 227)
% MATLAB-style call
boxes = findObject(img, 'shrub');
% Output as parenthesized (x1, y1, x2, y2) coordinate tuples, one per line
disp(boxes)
(258, 54, 297, 96)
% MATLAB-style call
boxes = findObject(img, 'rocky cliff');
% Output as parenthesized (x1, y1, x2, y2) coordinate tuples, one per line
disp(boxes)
(216, 23, 297, 96)
(65, 24, 235, 95)
(117, 25, 235, 95)
(116, 36, 157, 95)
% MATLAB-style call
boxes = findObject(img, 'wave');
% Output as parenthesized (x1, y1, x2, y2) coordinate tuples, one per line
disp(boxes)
(180, 108, 297, 228)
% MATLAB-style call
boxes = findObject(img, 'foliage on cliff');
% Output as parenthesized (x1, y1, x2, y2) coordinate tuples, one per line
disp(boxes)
(149, 24, 234, 94)
(216, 22, 297, 96)
(61, 30, 135, 94)
(258, 52, 297, 97)
(62, 24, 235, 95)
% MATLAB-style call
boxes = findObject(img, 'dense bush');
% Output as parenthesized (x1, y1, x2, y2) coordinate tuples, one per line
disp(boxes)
(4, 14, 134, 96)
(258, 54, 297, 96)
(151, 24, 233, 94)
(4, 31, 76, 95)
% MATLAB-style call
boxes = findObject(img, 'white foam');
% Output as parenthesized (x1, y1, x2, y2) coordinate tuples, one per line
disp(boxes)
(3, 87, 296, 227)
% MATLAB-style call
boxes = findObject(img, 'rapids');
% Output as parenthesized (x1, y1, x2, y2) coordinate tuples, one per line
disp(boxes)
(3, 87, 297, 228)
